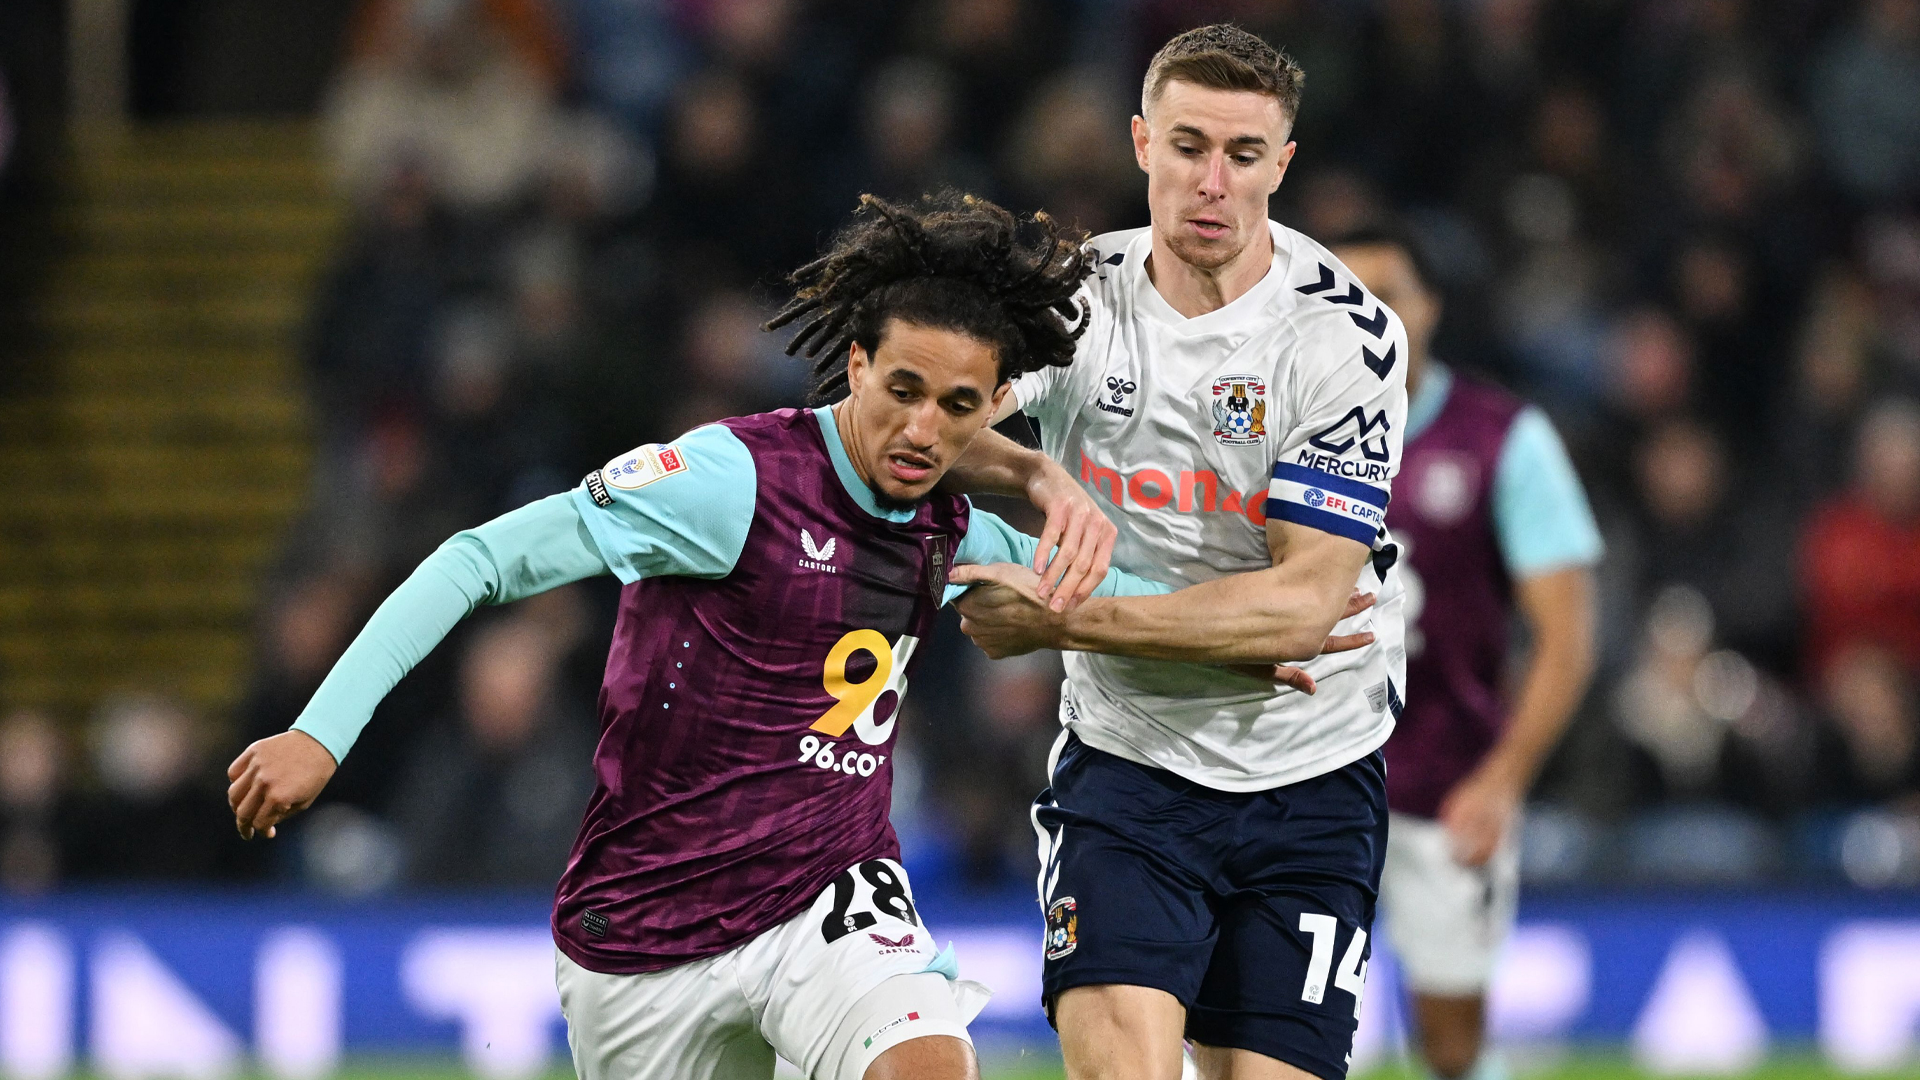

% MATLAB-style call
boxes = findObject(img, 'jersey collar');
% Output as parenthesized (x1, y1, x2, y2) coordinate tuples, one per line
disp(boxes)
(812, 406, 920, 523)
(1132, 220, 1292, 337)
(1404, 361, 1453, 441)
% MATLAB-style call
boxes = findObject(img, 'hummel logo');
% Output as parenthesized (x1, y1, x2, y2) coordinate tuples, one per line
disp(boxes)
(800, 529, 839, 573)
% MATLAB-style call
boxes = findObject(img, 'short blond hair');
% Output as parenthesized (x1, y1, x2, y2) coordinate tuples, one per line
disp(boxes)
(1142, 24, 1304, 124)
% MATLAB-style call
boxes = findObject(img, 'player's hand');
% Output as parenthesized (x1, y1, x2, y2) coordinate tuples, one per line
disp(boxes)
(1437, 766, 1521, 868)
(1025, 459, 1116, 614)
(1218, 598, 1379, 693)
(950, 562, 1062, 658)
(226, 730, 337, 840)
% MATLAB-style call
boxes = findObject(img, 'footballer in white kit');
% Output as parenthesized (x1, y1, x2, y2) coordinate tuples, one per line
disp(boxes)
(945, 24, 1409, 1080)
(1012, 219, 1408, 793)
(944, 18, 1413, 1076)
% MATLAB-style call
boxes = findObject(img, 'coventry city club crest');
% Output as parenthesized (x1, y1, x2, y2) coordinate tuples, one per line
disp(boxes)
(1211, 374, 1268, 446)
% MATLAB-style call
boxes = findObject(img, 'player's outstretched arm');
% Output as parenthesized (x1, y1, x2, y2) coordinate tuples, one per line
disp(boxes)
(225, 492, 612, 839)
(940, 425, 1116, 613)
(1439, 564, 1596, 865)
(953, 516, 1375, 666)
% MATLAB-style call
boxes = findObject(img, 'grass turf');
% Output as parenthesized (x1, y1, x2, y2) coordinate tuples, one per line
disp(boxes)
(91, 1051, 1914, 1079)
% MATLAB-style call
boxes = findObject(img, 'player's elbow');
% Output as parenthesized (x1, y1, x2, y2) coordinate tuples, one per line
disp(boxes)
(1249, 622, 1332, 663)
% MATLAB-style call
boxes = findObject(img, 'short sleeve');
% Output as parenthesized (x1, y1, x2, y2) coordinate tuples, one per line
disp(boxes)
(1013, 356, 1069, 421)
(1265, 306, 1409, 549)
(1492, 407, 1604, 577)
(569, 424, 758, 584)
(1012, 280, 1098, 421)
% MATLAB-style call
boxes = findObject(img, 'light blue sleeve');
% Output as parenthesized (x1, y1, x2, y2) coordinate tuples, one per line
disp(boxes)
(570, 423, 758, 584)
(291, 493, 611, 763)
(945, 506, 1172, 604)
(1492, 407, 1605, 578)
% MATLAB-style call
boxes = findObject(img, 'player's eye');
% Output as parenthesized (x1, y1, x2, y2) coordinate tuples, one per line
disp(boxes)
(891, 388, 915, 402)
(1234, 154, 1257, 165)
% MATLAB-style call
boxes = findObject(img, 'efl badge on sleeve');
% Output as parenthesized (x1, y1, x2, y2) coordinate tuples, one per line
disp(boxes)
(1211, 374, 1268, 446)
(1044, 896, 1078, 960)
(602, 443, 690, 490)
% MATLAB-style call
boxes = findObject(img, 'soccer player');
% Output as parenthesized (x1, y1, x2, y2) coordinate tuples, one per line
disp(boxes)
(944, 25, 1410, 1080)
(1327, 228, 1600, 1080)
(225, 193, 1161, 1080)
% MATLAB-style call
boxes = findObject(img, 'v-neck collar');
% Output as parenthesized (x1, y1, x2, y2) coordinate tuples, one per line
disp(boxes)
(1132, 221, 1291, 337)
(812, 406, 919, 524)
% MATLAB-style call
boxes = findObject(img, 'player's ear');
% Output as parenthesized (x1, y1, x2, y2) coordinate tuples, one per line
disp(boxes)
(846, 341, 870, 392)
(1131, 115, 1151, 173)
(988, 379, 1011, 416)
(1269, 141, 1296, 194)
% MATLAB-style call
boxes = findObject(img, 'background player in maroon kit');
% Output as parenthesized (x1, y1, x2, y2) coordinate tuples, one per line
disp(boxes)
(1329, 228, 1603, 1080)
(223, 193, 1151, 1080)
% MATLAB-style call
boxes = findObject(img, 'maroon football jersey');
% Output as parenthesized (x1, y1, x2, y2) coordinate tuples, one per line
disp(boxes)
(1381, 376, 1525, 818)
(551, 409, 968, 974)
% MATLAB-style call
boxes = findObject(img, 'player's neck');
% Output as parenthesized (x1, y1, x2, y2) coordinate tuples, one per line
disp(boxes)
(829, 400, 876, 491)
(1145, 227, 1274, 319)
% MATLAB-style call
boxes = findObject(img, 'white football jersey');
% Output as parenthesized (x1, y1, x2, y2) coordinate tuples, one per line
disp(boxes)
(1015, 221, 1410, 791)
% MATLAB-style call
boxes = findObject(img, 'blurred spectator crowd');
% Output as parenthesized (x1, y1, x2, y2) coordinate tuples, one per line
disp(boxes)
(9, 0, 1920, 898)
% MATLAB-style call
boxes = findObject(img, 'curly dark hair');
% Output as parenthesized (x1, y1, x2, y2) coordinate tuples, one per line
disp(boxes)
(765, 191, 1095, 404)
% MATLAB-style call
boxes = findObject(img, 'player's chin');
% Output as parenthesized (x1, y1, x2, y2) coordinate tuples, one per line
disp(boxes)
(871, 467, 939, 508)
(1167, 232, 1240, 270)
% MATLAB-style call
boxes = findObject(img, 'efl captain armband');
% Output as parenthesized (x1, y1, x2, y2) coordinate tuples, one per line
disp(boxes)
(1267, 463, 1388, 546)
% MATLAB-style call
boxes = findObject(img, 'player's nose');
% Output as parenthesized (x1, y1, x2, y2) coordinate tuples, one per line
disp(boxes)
(902, 400, 942, 448)
(1199, 151, 1229, 199)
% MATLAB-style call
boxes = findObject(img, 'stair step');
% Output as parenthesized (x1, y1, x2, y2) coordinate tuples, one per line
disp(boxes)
(6, 489, 304, 525)
(0, 630, 251, 711)
(0, 394, 305, 444)
(44, 250, 326, 297)
(0, 445, 308, 495)
(67, 157, 331, 204)
(0, 578, 260, 621)
(53, 203, 342, 252)
(0, 533, 277, 575)
(53, 343, 294, 375)
(27, 297, 308, 350)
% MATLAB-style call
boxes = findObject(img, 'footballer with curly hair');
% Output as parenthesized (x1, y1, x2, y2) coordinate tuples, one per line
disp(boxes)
(225, 191, 1162, 1080)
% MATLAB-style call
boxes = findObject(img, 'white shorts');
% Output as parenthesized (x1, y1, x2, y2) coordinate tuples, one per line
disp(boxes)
(1377, 812, 1520, 996)
(554, 858, 990, 1080)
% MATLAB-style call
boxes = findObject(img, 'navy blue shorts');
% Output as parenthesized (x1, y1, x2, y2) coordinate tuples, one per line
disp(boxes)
(1033, 733, 1388, 1080)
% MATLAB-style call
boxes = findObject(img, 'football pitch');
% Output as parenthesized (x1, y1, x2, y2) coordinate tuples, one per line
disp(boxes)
(59, 1054, 1913, 1080)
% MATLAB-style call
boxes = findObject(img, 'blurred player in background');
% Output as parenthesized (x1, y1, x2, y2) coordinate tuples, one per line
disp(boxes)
(225, 192, 1146, 1080)
(1328, 228, 1601, 1080)
(948, 25, 1408, 1080)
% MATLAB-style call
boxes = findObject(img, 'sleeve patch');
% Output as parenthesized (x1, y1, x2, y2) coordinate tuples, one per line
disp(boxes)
(602, 444, 690, 491)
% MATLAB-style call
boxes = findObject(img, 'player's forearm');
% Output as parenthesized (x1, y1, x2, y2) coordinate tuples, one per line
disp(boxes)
(939, 427, 1052, 497)
(290, 551, 491, 763)
(1480, 569, 1597, 788)
(291, 493, 609, 763)
(1056, 570, 1345, 663)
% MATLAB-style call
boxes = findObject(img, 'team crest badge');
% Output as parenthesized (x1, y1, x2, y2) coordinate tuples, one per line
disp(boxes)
(923, 537, 949, 603)
(1044, 897, 1078, 960)
(1211, 375, 1268, 445)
